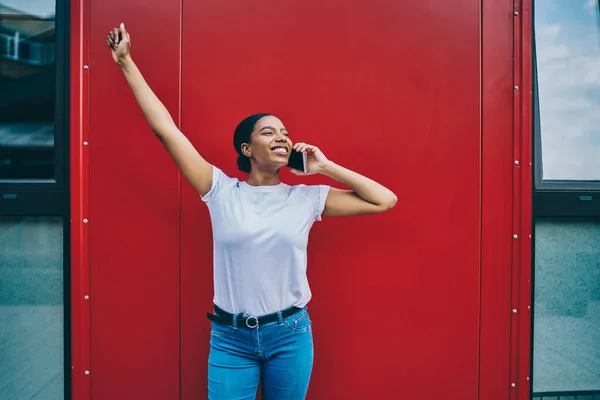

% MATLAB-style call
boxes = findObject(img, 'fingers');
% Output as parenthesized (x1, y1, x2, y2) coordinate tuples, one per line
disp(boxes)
(106, 28, 118, 50)
(290, 169, 308, 176)
(113, 28, 120, 47)
(292, 142, 318, 154)
(293, 142, 308, 153)
(106, 23, 129, 51)
(306, 145, 319, 154)
(106, 30, 114, 49)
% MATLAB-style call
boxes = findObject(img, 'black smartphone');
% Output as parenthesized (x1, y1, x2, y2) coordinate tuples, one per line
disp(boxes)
(287, 149, 307, 173)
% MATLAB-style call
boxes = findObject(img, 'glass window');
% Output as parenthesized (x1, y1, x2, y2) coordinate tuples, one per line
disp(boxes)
(0, 216, 64, 399)
(0, 0, 56, 180)
(534, 0, 600, 182)
(533, 219, 600, 395)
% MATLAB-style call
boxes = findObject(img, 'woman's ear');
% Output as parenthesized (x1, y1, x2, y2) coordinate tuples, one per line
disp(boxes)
(241, 143, 252, 157)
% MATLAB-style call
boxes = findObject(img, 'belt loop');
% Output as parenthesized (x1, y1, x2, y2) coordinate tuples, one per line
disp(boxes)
(277, 311, 283, 325)
(233, 313, 238, 328)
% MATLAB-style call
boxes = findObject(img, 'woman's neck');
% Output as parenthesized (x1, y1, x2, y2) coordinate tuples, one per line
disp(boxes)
(246, 168, 281, 186)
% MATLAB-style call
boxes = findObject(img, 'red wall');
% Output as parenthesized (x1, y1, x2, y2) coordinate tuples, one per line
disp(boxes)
(70, 0, 531, 399)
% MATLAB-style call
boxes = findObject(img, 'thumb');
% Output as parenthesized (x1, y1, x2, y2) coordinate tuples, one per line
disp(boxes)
(290, 169, 307, 176)
(120, 23, 128, 39)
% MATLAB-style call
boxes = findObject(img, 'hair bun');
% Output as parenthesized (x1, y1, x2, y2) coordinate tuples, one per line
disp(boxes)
(237, 154, 251, 173)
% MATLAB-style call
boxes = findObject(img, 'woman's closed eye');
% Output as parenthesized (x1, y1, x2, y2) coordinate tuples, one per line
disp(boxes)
(261, 130, 289, 138)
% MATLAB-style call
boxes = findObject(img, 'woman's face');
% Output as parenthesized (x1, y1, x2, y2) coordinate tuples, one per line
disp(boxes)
(243, 115, 293, 170)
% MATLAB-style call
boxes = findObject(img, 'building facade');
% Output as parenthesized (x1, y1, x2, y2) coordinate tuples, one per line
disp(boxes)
(1, 0, 599, 399)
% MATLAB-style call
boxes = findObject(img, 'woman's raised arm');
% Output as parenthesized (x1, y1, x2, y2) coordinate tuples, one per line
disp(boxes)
(107, 23, 213, 196)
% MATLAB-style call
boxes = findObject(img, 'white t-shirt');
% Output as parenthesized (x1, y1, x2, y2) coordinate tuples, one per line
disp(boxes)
(201, 166, 330, 316)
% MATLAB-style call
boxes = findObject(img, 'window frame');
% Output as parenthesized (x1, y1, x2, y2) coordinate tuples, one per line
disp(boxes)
(0, 1, 71, 399)
(532, 0, 600, 218)
(531, 1, 600, 398)
(0, 0, 69, 216)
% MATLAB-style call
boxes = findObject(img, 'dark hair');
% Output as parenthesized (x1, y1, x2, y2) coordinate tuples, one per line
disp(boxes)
(233, 113, 272, 173)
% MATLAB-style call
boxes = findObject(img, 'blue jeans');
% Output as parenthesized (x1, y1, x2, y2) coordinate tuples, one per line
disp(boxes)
(208, 307, 314, 400)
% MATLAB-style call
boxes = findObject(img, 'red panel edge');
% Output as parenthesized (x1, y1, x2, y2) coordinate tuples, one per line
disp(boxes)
(70, 0, 91, 398)
(178, 0, 184, 395)
(511, 0, 533, 398)
(480, 0, 514, 398)
(518, 0, 533, 398)
(510, 0, 522, 397)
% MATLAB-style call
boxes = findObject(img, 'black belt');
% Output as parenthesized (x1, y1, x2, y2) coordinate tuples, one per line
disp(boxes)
(207, 304, 302, 329)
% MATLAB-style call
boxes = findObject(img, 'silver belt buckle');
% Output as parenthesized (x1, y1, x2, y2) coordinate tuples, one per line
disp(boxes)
(245, 316, 259, 329)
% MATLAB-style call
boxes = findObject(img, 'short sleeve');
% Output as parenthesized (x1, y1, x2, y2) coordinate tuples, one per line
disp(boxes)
(299, 185, 331, 222)
(201, 166, 238, 204)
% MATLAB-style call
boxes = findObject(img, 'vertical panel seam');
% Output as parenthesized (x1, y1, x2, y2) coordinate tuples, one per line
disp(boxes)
(83, 0, 92, 396)
(179, 0, 184, 398)
(478, 0, 484, 398)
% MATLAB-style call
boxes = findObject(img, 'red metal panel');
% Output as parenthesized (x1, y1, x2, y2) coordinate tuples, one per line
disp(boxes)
(181, 0, 481, 398)
(479, 0, 515, 398)
(510, 0, 533, 398)
(511, 2, 521, 395)
(87, 1, 182, 398)
(70, 0, 91, 398)
(517, 0, 533, 398)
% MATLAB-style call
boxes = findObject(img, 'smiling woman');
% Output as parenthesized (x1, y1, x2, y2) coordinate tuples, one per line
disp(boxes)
(106, 23, 396, 399)
(232, 113, 287, 175)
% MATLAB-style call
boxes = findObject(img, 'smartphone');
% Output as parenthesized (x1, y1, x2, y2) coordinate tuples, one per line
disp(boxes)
(287, 149, 307, 173)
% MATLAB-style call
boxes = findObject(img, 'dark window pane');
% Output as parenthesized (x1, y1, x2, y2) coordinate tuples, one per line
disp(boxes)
(534, 0, 600, 182)
(533, 219, 600, 393)
(0, 1, 56, 180)
(0, 216, 64, 399)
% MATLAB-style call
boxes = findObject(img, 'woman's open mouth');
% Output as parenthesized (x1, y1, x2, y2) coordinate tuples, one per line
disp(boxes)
(271, 146, 289, 155)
